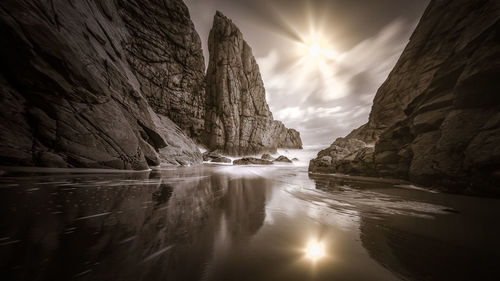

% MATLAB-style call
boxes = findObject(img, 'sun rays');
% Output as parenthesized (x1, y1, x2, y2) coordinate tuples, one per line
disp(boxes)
(260, 1, 345, 101)
(297, 33, 340, 64)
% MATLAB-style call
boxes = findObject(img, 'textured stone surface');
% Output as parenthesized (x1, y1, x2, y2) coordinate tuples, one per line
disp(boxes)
(149, 109, 202, 166)
(273, 155, 292, 163)
(210, 156, 231, 163)
(233, 157, 273, 165)
(119, 0, 206, 138)
(0, 0, 202, 169)
(202, 150, 222, 162)
(261, 153, 273, 161)
(310, 0, 500, 194)
(310, 138, 377, 176)
(203, 11, 302, 156)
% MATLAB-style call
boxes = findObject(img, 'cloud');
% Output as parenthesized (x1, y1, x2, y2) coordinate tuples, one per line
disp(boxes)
(258, 19, 415, 145)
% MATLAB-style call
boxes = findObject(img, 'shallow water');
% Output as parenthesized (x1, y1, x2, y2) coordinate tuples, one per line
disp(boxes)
(0, 165, 499, 281)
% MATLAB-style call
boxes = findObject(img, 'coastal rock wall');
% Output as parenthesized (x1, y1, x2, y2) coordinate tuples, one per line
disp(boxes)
(310, 0, 500, 193)
(203, 12, 302, 155)
(0, 0, 203, 169)
(0, 1, 303, 169)
(118, 0, 206, 138)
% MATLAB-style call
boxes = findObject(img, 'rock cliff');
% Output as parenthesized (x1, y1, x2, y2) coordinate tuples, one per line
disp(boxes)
(119, 0, 206, 138)
(0, 0, 203, 169)
(310, 0, 500, 194)
(203, 12, 302, 155)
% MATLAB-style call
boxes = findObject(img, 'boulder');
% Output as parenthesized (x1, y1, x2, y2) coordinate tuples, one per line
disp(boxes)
(202, 150, 222, 162)
(309, 138, 377, 176)
(261, 153, 273, 161)
(273, 156, 292, 163)
(233, 157, 273, 165)
(210, 157, 232, 163)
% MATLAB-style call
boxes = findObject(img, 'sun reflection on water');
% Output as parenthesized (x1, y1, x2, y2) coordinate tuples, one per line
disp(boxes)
(304, 240, 326, 262)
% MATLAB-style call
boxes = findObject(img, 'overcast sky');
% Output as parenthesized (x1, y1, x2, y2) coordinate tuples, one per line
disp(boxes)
(185, 0, 429, 145)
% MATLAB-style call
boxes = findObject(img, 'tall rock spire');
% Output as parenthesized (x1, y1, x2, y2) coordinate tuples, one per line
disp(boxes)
(203, 11, 302, 155)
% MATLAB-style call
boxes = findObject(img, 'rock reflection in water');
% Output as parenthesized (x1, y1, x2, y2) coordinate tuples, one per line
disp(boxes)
(0, 167, 268, 281)
(2, 167, 500, 281)
(309, 173, 500, 281)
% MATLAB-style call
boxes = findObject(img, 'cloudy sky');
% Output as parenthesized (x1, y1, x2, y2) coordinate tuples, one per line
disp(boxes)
(185, 0, 429, 145)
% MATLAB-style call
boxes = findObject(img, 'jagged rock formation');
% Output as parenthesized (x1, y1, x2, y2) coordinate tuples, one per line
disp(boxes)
(203, 12, 302, 156)
(119, 0, 206, 138)
(310, 0, 500, 194)
(310, 138, 377, 176)
(0, 0, 203, 169)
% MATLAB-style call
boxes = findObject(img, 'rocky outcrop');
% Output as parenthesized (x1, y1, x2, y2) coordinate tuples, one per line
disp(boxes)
(273, 155, 292, 163)
(310, 0, 500, 194)
(202, 150, 224, 162)
(261, 154, 273, 161)
(310, 138, 377, 176)
(0, 0, 203, 169)
(233, 157, 273, 165)
(203, 11, 302, 156)
(210, 156, 231, 163)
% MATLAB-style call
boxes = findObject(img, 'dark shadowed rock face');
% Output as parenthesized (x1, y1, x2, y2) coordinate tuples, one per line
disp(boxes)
(0, 0, 202, 169)
(233, 157, 273, 165)
(210, 156, 231, 163)
(203, 11, 302, 156)
(119, 0, 206, 138)
(310, 0, 500, 194)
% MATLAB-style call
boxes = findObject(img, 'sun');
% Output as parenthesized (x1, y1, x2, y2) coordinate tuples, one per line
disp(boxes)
(309, 42, 322, 58)
(300, 37, 338, 63)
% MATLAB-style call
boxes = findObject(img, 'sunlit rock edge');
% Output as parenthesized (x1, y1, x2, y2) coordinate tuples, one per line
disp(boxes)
(309, 0, 500, 195)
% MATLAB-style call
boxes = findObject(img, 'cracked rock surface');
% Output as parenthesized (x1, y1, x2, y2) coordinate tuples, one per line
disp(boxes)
(119, 0, 206, 139)
(203, 12, 302, 156)
(0, 0, 202, 169)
